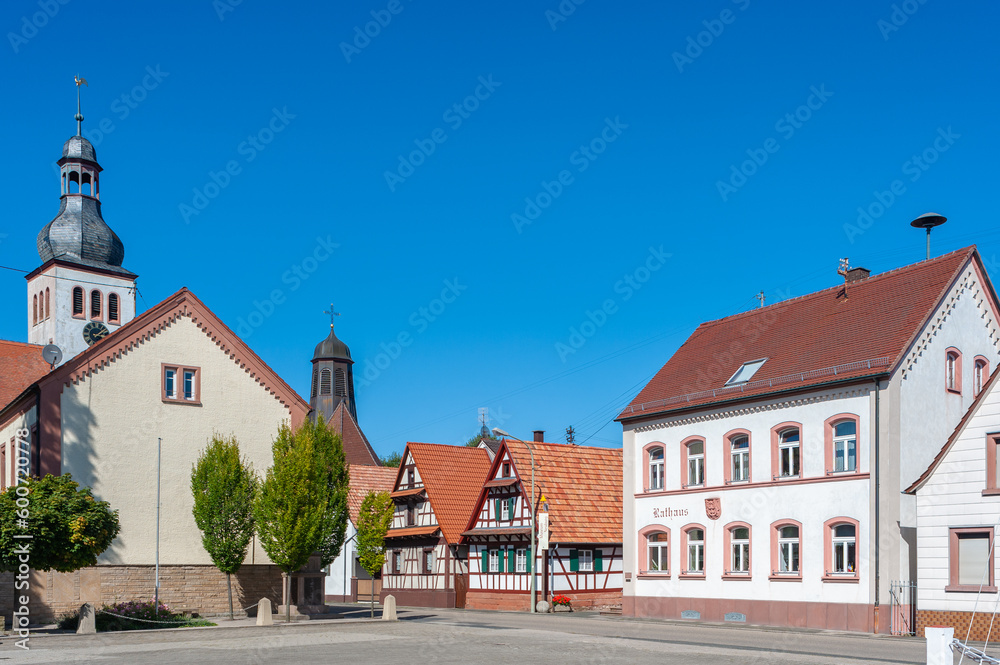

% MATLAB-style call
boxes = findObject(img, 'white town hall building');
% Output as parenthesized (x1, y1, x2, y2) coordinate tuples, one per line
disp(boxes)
(619, 248, 1000, 632)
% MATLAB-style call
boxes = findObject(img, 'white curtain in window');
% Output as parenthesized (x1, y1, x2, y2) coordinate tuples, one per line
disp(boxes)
(959, 535, 990, 586)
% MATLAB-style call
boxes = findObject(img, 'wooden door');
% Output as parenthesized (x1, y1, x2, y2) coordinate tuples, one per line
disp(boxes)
(455, 572, 467, 608)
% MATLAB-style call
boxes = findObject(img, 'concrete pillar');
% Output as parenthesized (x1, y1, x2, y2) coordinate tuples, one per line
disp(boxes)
(76, 603, 96, 634)
(256, 598, 273, 626)
(925, 625, 954, 665)
(382, 594, 397, 621)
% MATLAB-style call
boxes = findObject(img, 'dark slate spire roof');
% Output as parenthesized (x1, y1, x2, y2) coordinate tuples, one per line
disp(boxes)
(312, 325, 352, 361)
(36, 135, 134, 277)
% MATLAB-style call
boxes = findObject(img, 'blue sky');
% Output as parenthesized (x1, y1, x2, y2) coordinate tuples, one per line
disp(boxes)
(2, 0, 999, 459)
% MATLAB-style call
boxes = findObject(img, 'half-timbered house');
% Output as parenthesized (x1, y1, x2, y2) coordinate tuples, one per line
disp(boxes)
(381, 442, 492, 608)
(462, 434, 623, 611)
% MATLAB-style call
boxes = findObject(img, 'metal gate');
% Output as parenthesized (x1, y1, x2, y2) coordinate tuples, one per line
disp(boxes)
(889, 580, 917, 636)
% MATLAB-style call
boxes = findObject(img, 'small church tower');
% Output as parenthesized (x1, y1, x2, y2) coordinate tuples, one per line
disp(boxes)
(310, 306, 356, 423)
(27, 79, 136, 363)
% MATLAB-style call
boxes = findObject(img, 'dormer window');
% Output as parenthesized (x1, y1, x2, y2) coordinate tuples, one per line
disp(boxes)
(725, 358, 767, 386)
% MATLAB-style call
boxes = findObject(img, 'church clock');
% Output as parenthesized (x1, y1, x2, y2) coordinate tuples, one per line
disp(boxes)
(82, 322, 110, 346)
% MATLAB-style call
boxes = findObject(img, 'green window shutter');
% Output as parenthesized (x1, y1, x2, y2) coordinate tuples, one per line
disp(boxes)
(494, 498, 501, 521)
(594, 549, 603, 572)
(525, 549, 532, 574)
(507, 498, 515, 520)
(482, 548, 488, 573)
(569, 549, 579, 572)
(500, 548, 507, 573)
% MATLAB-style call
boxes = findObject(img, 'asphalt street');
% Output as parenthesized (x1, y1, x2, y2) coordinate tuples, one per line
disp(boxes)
(0, 605, 947, 664)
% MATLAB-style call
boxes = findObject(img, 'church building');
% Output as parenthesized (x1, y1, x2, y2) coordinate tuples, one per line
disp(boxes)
(0, 110, 379, 621)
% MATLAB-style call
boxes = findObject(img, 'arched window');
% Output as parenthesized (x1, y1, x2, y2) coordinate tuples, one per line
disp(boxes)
(823, 517, 860, 580)
(334, 368, 347, 397)
(646, 531, 669, 574)
(72, 287, 84, 317)
(684, 438, 705, 487)
(81, 172, 92, 196)
(946, 348, 962, 394)
(974, 357, 990, 396)
(90, 290, 102, 320)
(728, 432, 750, 483)
(32, 295, 38, 325)
(771, 520, 801, 579)
(68, 170, 80, 194)
(725, 523, 751, 576)
(108, 293, 119, 323)
(44, 288, 50, 319)
(682, 525, 705, 576)
(319, 368, 332, 395)
(771, 423, 802, 479)
(648, 446, 664, 491)
(311, 365, 319, 398)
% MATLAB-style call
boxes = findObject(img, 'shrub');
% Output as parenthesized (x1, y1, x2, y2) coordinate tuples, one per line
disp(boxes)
(57, 599, 215, 632)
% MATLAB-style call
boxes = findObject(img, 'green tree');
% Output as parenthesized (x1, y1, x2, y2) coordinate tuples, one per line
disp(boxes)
(310, 417, 350, 569)
(380, 451, 402, 468)
(465, 432, 498, 448)
(0, 474, 120, 573)
(191, 434, 258, 620)
(356, 490, 394, 618)
(254, 419, 350, 622)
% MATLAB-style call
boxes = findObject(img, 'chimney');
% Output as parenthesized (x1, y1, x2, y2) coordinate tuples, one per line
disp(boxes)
(845, 267, 870, 283)
(533, 430, 544, 443)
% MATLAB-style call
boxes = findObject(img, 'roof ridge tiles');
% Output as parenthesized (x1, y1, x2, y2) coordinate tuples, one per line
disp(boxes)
(694, 245, 976, 330)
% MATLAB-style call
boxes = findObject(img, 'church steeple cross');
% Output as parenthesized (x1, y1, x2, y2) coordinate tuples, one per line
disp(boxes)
(324, 304, 341, 328)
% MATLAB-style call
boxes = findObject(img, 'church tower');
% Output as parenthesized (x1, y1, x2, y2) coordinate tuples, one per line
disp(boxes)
(310, 309, 357, 424)
(27, 81, 137, 363)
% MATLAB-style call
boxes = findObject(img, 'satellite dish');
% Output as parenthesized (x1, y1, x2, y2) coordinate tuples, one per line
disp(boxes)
(41, 344, 63, 367)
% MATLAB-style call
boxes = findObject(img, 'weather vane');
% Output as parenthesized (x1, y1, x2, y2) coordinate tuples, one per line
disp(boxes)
(74, 75, 88, 136)
(324, 303, 341, 328)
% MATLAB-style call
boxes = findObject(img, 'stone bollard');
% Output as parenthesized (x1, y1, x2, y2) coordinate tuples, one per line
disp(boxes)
(256, 598, 273, 626)
(76, 603, 96, 635)
(382, 594, 397, 621)
(925, 625, 954, 665)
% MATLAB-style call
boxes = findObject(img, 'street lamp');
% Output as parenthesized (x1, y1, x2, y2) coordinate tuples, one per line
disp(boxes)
(494, 428, 537, 614)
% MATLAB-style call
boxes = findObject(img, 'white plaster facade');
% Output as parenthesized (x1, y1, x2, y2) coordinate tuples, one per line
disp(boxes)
(913, 371, 1000, 613)
(58, 314, 292, 565)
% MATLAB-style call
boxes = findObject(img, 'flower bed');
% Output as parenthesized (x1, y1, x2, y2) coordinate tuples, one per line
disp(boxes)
(58, 600, 216, 632)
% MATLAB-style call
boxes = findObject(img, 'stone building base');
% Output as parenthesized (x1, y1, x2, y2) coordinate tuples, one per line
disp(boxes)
(466, 590, 622, 612)
(0, 564, 284, 624)
(625, 595, 878, 633)
(917, 609, 1000, 642)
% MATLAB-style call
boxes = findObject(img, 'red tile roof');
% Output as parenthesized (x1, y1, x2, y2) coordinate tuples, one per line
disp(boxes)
(905, 364, 1000, 495)
(404, 442, 492, 544)
(620, 247, 984, 421)
(325, 401, 380, 466)
(504, 439, 623, 544)
(347, 464, 397, 525)
(0, 340, 50, 407)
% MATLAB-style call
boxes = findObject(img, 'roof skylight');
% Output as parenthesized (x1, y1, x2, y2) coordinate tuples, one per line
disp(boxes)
(725, 358, 767, 386)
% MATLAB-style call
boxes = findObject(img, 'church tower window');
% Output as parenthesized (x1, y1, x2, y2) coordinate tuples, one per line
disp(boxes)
(90, 290, 102, 320)
(320, 369, 332, 395)
(108, 293, 119, 323)
(335, 368, 347, 397)
(33, 295, 38, 326)
(45, 288, 50, 319)
(72, 287, 84, 317)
